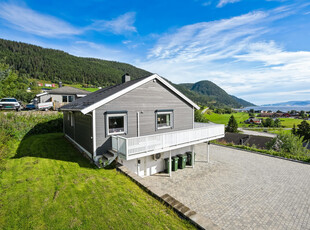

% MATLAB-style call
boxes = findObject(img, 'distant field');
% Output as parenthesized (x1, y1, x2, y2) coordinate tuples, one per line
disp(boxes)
(246, 128, 291, 135)
(205, 112, 310, 129)
(29, 78, 99, 93)
(278, 118, 310, 128)
(255, 117, 310, 128)
(204, 112, 249, 126)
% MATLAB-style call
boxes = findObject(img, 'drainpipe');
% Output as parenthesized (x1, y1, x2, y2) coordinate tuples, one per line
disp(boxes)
(85, 111, 97, 161)
(169, 151, 172, 177)
(137, 111, 143, 137)
(137, 112, 140, 137)
(207, 142, 210, 163)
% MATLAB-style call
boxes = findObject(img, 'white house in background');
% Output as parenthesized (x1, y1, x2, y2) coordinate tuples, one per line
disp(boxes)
(36, 86, 91, 109)
(60, 74, 225, 177)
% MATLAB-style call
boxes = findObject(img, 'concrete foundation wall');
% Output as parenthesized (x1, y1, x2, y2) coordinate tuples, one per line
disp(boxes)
(119, 145, 193, 177)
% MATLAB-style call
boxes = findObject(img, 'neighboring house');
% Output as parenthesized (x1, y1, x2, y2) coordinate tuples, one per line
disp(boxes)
(245, 117, 262, 124)
(60, 74, 225, 177)
(259, 112, 274, 117)
(36, 86, 91, 109)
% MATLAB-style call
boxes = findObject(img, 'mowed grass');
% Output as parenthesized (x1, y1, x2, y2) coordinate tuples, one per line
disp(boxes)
(0, 133, 195, 230)
(276, 118, 310, 128)
(204, 112, 249, 126)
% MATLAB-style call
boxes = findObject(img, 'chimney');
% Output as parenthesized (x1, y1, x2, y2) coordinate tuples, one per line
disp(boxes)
(122, 73, 130, 83)
(59, 81, 62, 88)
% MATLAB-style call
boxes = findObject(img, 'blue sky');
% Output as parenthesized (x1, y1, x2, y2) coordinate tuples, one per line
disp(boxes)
(0, 0, 310, 105)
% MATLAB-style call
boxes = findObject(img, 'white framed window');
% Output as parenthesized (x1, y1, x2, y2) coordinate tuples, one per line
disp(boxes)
(156, 110, 173, 130)
(63, 95, 74, 103)
(106, 113, 127, 135)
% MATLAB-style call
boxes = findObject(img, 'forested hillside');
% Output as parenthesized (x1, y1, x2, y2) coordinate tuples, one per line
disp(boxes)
(179, 81, 255, 108)
(0, 39, 151, 87)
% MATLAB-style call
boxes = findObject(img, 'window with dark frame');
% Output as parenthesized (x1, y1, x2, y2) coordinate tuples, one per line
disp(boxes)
(63, 95, 74, 103)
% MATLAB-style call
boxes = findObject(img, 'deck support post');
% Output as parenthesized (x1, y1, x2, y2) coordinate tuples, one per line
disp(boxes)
(192, 145, 195, 168)
(207, 142, 210, 163)
(169, 151, 172, 177)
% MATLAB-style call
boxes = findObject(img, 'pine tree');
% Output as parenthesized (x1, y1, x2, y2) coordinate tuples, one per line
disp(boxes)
(226, 115, 238, 133)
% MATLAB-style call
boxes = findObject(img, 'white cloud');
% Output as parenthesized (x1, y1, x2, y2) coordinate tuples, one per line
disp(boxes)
(66, 41, 134, 62)
(137, 5, 310, 105)
(0, 3, 81, 37)
(202, 1, 212, 6)
(217, 0, 241, 8)
(0, 3, 136, 37)
(90, 12, 137, 34)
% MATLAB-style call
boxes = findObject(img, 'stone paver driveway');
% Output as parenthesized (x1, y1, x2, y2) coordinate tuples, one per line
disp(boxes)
(143, 144, 310, 230)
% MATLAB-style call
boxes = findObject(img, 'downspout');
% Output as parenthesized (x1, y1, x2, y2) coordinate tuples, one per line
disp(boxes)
(85, 111, 97, 161)
(192, 106, 195, 129)
(63, 112, 65, 134)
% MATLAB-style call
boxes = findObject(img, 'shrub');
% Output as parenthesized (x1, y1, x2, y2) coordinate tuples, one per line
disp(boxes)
(267, 132, 309, 156)
(194, 109, 209, 123)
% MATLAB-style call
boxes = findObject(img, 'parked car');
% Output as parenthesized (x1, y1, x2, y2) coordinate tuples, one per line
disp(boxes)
(0, 98, 22, 111)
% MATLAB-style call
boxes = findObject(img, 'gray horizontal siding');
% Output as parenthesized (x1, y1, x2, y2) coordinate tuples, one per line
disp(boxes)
(63, 111, 93, 155)
(95, 80, 194, 155)
(64, 111, 74, 139)
(74, 112, 92, 153)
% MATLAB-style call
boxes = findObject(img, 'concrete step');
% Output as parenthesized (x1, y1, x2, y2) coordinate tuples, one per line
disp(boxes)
(103, 152, 114, 160)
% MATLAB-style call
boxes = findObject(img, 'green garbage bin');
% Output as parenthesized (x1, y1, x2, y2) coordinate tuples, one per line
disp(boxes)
(164, 158, 170, 173)
(178, 154, 187, 169)
(172, 156, 179, 171)
(186, 152, 195, 166)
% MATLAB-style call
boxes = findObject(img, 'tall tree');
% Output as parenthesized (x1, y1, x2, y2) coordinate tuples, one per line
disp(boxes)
(226, 115, 238, 133)
(296, 121, 310, 141)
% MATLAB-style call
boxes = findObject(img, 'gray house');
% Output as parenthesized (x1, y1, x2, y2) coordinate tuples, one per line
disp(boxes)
(61, 74, 224, 177)
(36, 86, 91, 109)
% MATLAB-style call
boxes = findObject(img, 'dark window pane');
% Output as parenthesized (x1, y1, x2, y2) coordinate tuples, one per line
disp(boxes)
(63, 96, 68, 102)
(68, 96, 74, 102)
(157, 113, 171, 128)
(108, 116, 125, 133)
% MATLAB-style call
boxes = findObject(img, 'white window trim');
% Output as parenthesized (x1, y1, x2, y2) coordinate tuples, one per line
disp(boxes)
(156, 110, 174, 130)
(106, 113, 128, 136)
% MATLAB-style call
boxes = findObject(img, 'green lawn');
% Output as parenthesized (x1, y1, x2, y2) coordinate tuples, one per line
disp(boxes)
(245, 128, 291, 135)
(278, 118, 310, 128)
(0, 133, 194, 230)
(204, 112, 249, 126)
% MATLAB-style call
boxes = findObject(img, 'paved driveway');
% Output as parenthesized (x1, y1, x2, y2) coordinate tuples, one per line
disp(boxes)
(143, 144, 310, 230)
(238, 128, 277, 138)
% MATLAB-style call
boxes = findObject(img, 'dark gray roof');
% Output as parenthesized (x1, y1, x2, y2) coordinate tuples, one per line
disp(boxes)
(219, 133, 272, 149)
(60, 76, 149, 111)
(49, 86, 91, 95)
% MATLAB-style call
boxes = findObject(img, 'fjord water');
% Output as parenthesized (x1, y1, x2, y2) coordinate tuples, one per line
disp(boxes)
(243, 106, 310, 112)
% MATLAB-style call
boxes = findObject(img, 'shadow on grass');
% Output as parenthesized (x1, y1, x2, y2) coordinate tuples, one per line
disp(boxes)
(13, 119, 94, 168)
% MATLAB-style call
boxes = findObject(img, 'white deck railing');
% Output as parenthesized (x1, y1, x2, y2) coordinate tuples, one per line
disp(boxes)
(112, 122, 224, 160)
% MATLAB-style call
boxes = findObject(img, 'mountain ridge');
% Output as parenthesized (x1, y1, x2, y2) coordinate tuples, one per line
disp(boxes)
(0, 38, 254, 108)
(262, 100, 310, 106)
